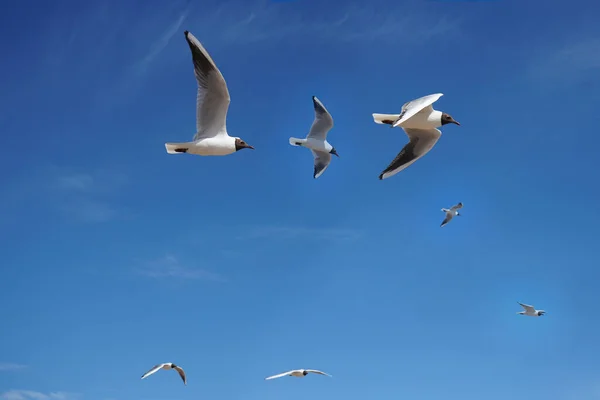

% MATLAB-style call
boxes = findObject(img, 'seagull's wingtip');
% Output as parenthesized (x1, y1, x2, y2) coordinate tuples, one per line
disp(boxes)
(184, 30, 189, 36)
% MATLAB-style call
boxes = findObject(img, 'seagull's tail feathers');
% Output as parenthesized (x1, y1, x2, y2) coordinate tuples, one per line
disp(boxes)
(372, 113, 400, 125)
(289, 137, 305, 147)
(165, 142, 193, 154)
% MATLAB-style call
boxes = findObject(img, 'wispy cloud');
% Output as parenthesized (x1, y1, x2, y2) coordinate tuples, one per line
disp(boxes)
(236, 225, 364, 242)
(0, 166, 128, 225)
(134, 8, 190, 75)
(191, 0, 462, 46)
(51, 168, 128, 223)
(528, 36, 600, 85)
(136, 255, 226, 282)
(0, 363, 27, 371)
(0, 391, 78, 400)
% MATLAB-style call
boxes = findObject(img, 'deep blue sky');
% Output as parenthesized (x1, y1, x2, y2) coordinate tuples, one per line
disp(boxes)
(1, 0, 600, 400)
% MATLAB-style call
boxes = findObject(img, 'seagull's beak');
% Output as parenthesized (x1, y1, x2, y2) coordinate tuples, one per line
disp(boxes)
(452, 119, 460, 126)
(331, 149, 339, 157)
(246, 144, 255, 150)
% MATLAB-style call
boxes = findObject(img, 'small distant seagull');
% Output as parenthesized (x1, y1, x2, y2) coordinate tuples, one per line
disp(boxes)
(517, 302, 546, 317)
(164, 30, 254, 156)
(141, 362, 187, 385)
(265, 369, 332, 380)
(289, 96, 339, 179)
(440, 202, 463, 227)
(372, 93, 460, 180)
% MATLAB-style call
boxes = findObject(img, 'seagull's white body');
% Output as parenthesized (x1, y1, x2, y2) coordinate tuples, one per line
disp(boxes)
(372, 93, 459, 180)
(289, 96, 339, 179)
(517, 302, 546, 317)
(141, 362, 187, 385)
(165, 31, 253, 156)
(265, 369, 332, 380)
(440, 202, 463, 227)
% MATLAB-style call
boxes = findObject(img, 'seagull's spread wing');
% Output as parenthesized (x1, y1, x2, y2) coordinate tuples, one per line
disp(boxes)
(184, 31, 231, 141)
(451, 202, 463, 211)
(392, 93, 443, 128)
(378, 128, 441, 180)
(518, 302, 535, 312)
(311, 150, 332, 179)
(440, 212, 453, 227)
(141, 363, 168, 380)
(265, 370, 296, 380)
(306, 369, 332, 377)
(307, 96, 334, 141)
(173, 366, 187, 385)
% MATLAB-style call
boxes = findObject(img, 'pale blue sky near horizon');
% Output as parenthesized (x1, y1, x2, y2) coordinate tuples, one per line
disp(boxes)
(1, 0, 600, 400)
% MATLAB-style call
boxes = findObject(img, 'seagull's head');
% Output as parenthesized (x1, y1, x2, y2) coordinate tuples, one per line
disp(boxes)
(537, 310, 546, 316)
(235, 138, 255, 151)
(330, 147, 339, 157)
(441, 113, 460, 126)
(302, 371, 308, 376)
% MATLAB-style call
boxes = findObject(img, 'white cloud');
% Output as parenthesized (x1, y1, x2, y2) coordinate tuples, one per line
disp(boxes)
(188, 0, 461, 46)
(528, 36, 600, 85)
(0, 391, 77, 400)
(0, 165, 128, 225)
(236, 225, 364, 242)
(137, 255, 226, 282)
(0, 363, 27, 371)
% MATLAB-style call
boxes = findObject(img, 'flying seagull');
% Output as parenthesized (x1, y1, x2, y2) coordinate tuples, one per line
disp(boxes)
(164, 30, 254, 156)
(265, 369, 332, 380)
(517, 302, 546, 317)
(141, 362, 187, 385)
(289, 96, 339, 179)
(440, 202, 463, 227)
(372, 93, 460, 180)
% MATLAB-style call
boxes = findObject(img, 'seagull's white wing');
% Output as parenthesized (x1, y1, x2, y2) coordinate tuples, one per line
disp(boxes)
(141, 363, 169, 380)
(172, 366, 187, 385)
(378, 128, 441, 180)
(440, 212, 453, 227)
(307, 96, 334, 140)
(184, 31, 231, 141)
(265, 370, 296, 380)
(450, 202, 463, 212)
(311, 150, 332, 179)
(518, 302, 535, 312)
(305, 369, 332, 377)
(392, 93, 443, 128)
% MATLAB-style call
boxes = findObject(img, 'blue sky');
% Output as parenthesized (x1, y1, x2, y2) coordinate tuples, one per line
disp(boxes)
(1, 0, 600, 399)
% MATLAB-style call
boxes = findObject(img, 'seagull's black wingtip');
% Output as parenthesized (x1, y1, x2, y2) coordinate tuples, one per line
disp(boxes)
(184, 30, 189, 36)
(378, 174, 384, 180)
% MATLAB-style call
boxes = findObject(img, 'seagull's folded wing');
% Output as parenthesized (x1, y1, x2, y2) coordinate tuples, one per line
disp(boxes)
(265, 370, 295, 380)
(518, 302, 535, 312)
(306, 369, 332, 377)
(184, 31, 231, 141)
(311, 150, 332, 179)
(307, 96, 334, 141)
(141, 363, 167, 379)
(440, 214, 452, 227)
(392, 93, 443, 128)
(173, 366, 187, 385)
(378, 128, 441, 180)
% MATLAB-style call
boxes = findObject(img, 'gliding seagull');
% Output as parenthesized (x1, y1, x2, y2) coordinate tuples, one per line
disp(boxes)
(440, 202, 463, 227)
(141, 362, 187, 385)
(372, 93, 460, 180)
(164, 30, 254, 156)
(265, 369, 332, 380)
(517, 302, 546, 317)
(289, 96, 339, 179)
